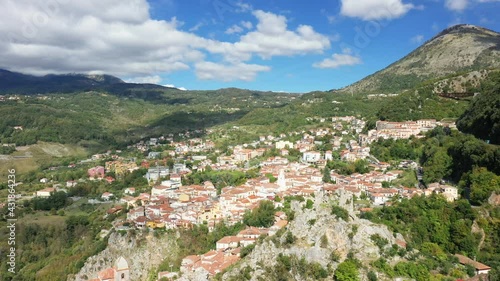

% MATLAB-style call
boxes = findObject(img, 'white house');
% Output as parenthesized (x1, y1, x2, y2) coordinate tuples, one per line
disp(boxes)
(66, 180, 77, 188)
(302, 151, 321, 163)
(145, 166, 169, 182)
(101, 192, 114, 201)
(36, 187, 55, 198)
(441, 185, 459, 202)
(455, 254, 491, 276)
(124, 187, 136, 195)
(151, 185, 173, 197)
(275, 140, 293, 150)
(216, 236, 242, 250)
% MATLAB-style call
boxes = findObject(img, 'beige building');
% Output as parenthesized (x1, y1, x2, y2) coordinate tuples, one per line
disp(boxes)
(90, 256, 130, 281)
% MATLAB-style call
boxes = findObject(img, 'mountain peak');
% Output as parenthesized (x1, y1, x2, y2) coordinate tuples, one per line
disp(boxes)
(433, 24, 499, 40)
(338, 24, 500, 95)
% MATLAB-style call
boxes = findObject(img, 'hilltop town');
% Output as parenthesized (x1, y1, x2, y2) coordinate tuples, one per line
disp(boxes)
(12, 115, 484, 281)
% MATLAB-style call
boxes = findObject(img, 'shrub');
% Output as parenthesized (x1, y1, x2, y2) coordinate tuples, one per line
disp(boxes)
(370, 234, 388, 250)
(320, 234, 328, 248)
(241, 244, 255, 258)
(331, 206, 349, 221)
(367, 271, 378, 281)
(334, 260, 359, 281)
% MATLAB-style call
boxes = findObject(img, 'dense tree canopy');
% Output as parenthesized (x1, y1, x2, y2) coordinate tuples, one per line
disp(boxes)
(459, 167, 500, 205)
(362, 195, 478, 257)
(243, 200, 276, 228)
(457, 71, 500, 144)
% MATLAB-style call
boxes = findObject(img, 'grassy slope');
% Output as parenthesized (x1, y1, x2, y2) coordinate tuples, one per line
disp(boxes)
(0, 142, 87, 176)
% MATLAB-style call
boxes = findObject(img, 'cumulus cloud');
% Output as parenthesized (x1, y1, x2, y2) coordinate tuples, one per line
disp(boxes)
(225, 25, 244, 34)
(445, 0, 468, 11)
(340, 0, 415, 20)
(207, 10, 330, 62)
(241, 21, 253, 29)
(0, 0, 205, 76)
(411, 34, 424, 44)
(445, 0, 499, 12)
(0, 1, 330, 82)
(313, 49, 362, 69)
(225, 21, 252, 35)
(195, 62, 270, 82)
(126, 75, 162, 84)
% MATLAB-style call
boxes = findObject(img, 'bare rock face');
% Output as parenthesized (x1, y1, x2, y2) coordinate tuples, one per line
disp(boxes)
(222, 191, 405, 281)
(488, 193, 500, 206)
(68, 231, 178, 281)
(177, 270, 211, 281)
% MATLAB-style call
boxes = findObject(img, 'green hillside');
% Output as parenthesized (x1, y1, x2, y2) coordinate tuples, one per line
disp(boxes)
(337, 24, 500, 95)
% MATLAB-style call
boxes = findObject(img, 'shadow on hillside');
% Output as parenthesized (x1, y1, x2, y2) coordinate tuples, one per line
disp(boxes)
(105, 84, 192, 104)
(120, 110, 249, 141)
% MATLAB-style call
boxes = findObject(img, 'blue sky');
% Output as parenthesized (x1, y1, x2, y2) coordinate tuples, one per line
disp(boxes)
(1, 0, 499, 92)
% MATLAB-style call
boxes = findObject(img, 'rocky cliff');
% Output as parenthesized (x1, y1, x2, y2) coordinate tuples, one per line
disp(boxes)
(68, 230, 179, 281)
(219, 190, 406, 281)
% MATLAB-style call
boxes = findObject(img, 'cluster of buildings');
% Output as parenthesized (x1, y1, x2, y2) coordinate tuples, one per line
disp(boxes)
(178, 218, 287, 278)
(325, 168, 459, 205)
(123, 161, 318, 231)
(172, 138, 216, 155)
(216, 146, 267, 165)
(28, 113, 470, 281)
(340, 139, 371, 162)
(359, 119, 456, 145)
(120, 154, 458, 234)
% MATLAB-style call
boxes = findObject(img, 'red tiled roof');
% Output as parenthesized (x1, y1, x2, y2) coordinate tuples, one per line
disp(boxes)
(455, 254, 491, 270)
(98, 268, 115, 280)
(217, 236, 242, 244)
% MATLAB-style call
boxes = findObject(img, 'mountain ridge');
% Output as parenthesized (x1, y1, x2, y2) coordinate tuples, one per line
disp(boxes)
(336, 24, 500, 95)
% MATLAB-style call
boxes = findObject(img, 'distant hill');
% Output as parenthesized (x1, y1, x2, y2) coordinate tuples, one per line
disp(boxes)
(337, 24, 500, 95)
(232, 25, 500, 130)
(1, 25, 499, 148)
(0, 69, 131, 94)
(0, 69, 298, 149)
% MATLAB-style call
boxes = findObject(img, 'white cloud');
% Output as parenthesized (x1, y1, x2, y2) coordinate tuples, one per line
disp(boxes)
(313, 49, 362, 69)
(241, 21, 253, 29)
(340, 0, 415, 20)
(234, 2, 253, 13)
(445, 0, 468, 11)
(164, 84, 187, 90)
(411, 34, 424, 44)
(0, 0, 207, 76)
(195, 62, 270, 82)
(126, 75, 162, 84)
(206, 10, 330, 62)
(189, 22, 205, 32)
(225, 24, 244, 34)
(0, 1, 331, 82)
(445, 0, 499, 11)
(225, 21, 252, 35)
